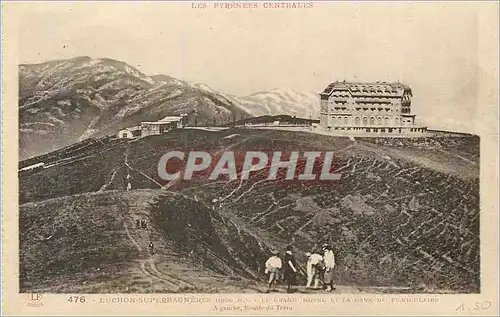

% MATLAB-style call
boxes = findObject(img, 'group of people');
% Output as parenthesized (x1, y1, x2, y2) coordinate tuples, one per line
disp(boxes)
(134, 219, 154, 255)
(264, 244, 336, 293)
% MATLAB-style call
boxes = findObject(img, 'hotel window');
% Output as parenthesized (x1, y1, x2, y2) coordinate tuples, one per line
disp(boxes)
(377, 117, 382, 125)
(370, 117, 375, 125)
(362, 117, 368, 125)
(355, 117, 360, 125)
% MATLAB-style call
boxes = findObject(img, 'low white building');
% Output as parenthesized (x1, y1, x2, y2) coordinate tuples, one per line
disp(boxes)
(117, 126, 142, 139)
(158, 116, 184, 128)
(117, 114, 189, 139)
(141, 115, 186, 137)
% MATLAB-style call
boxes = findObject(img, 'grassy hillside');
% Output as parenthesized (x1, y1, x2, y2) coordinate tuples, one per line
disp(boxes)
(20, 190, 279, 293)
(19, 129, 480, 293)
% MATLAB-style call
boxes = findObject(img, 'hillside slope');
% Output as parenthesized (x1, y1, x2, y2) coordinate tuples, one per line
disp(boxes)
(19, 129, 480, 293)
(20, 189, 279, 293)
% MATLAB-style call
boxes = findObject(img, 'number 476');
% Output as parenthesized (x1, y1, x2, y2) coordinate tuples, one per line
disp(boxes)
(67, 296, 86, 303)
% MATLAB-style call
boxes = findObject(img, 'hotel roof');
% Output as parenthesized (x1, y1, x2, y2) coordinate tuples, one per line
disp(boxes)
(320, 81, 412, 97)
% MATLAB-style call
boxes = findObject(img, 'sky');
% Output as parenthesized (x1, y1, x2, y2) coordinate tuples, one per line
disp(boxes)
(9, 2, 499, 133)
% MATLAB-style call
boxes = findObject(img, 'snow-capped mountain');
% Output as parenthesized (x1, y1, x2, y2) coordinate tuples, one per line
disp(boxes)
(19, 57, 250, 159)
(19, 56, 321, 159)
(186, 86, 320, 119)
(239, 88, 320, 118)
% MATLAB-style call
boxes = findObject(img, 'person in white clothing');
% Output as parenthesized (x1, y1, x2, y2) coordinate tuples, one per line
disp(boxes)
(305, 251, 323, 289)
(322, 244, 336, 291)
(264, 250, 282, 292)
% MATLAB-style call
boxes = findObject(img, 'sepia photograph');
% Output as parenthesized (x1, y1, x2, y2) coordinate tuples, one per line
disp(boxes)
(2, 1, 498, 314)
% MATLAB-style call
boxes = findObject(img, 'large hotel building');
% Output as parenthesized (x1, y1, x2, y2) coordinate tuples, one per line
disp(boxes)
(319, 81, 427, 135)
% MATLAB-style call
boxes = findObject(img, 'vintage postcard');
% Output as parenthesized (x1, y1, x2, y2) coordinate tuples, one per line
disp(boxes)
(1, 1, 498, 315)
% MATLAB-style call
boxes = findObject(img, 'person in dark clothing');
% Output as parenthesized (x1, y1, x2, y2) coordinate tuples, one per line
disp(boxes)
(148, 241, 155, 255)
(136, 219, 141, 229)
(283, 245, 298, 293)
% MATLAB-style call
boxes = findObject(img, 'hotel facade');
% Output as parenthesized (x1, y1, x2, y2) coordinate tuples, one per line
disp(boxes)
(319, 81, 427, 135)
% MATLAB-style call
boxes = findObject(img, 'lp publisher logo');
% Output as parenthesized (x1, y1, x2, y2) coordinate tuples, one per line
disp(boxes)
(27, 293, 43, 307)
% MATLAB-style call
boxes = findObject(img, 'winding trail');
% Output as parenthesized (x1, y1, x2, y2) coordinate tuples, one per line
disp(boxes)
(120, 199, 196, 291)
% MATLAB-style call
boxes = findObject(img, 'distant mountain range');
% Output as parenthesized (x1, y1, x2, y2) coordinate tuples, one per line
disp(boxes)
(198, 85, 320, 118)
(19, 56, 320, 159)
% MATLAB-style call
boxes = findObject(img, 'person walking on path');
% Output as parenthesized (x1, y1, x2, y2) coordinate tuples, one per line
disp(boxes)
(283, 246, 299, 293)
(264, 250, 282, 292)
(322, 244, 336, 291)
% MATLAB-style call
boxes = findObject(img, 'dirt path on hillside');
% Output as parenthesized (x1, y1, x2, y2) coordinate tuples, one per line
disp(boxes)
(118, 136, 362, 293)
(115, 137, 402, 294)
(115, 190, 386, 294)
(120, 145, 197, 291)
(114, 188, 371, 294)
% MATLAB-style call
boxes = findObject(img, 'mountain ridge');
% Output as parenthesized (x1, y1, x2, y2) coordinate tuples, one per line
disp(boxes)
(19, 56, 320, 159)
